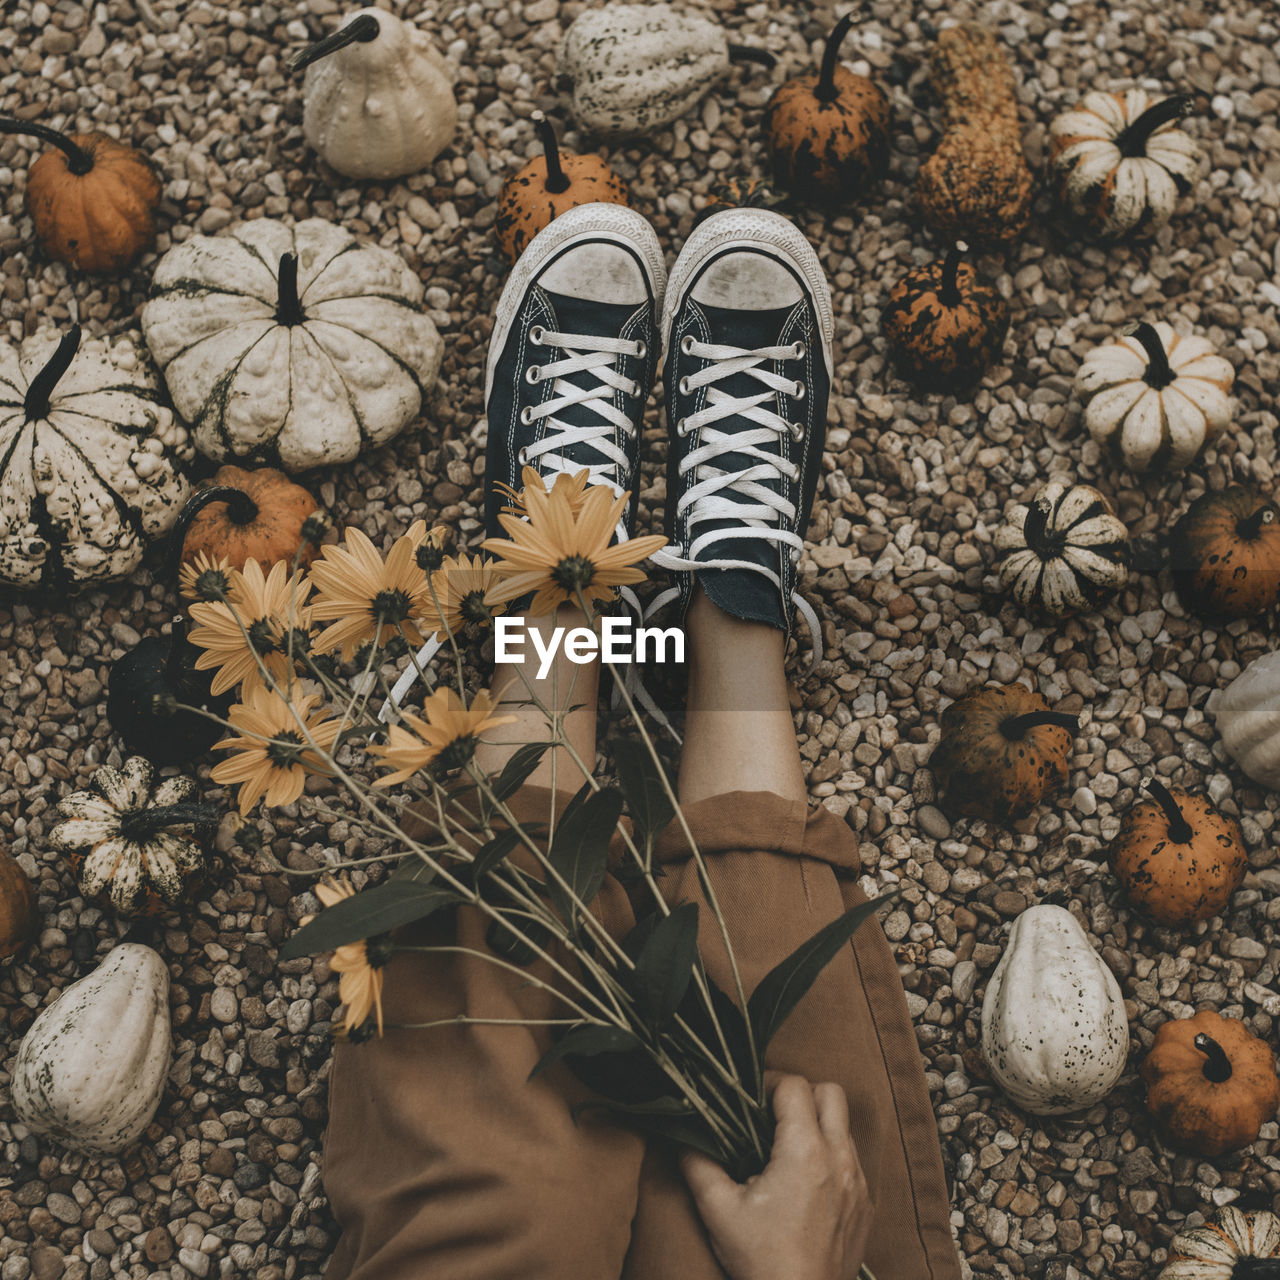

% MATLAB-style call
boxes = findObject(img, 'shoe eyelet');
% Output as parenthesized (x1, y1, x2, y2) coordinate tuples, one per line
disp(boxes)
(791, 381, 806, 401)
(525, 365, 541, 384)
(792, 341, 806, 359)
(519, 406, 534, 426)
(678, 375, 691, 395)
(518, 446, 530, 464)
(680, 334, 696, 355)
(790, 548, 801, 563)
(627, 381, 641, 399)
(633, 339, 647, 358)
(676, 418, 689, 437)
(789, 421, 804, 441)
(529, 325, 545, 345)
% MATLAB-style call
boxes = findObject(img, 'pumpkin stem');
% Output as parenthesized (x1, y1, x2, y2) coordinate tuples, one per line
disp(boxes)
(120, 802, 221, 842)
(23, 326, 81, 422)
(1235, 1261, 1280, 1277)
(533, 112, 570, 195)
(276, 253, 307, 327)
(289, 11, 380, 71)
(1144, 779, 1194, 844)
(939, 241, 967, 307)
(1020, 494, 1058, 557)
(1237, 506, 1276, 540)
(728, 44, 778, 69)
(166, 484, 258, 582)
(999, 711, 1079, 740)
(0, 116, 94, 175)
(1193, 1031, 1234, 1084)
(1115, 93, 1195, 159)
(816, 12, 856, 104)
(1128, 322, 1176, 390)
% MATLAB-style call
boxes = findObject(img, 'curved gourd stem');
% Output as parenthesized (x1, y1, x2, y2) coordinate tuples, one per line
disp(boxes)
(119, 802, 222, 841)
(1129, 322, 1175, 390)
(1115, 93, 1194, 158)
(815, 12, 856, 104)
(1021, 495, 1055, 555)
(939, 241, 967, 307)
(999, 711, 1079, 740)
(1234, 1260, 1280, 1277)
(164, 484, 259, 583)
(1192, 1031, 1233, 1084)
(534, 113, 571, 195)
(0, 116, 94, 175)
(276, 253, 307, 327)
(1237, 506, 1277, 539)
(728, 44, 777, 69)
(24, 326, 82, 422)
(1144, 779, 1194, 843)
(289, 11, 380, 71)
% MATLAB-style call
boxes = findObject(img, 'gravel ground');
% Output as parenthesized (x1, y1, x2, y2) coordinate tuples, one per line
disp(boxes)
(2, 0, 1280, 1277)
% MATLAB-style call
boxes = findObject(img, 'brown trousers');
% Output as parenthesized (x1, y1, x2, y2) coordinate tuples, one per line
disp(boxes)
(321, 787, 961, 1280)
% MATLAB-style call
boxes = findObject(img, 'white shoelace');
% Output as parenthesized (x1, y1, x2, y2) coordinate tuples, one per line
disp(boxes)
(648, 336, 823, 665)
(380, 326, 647, 723)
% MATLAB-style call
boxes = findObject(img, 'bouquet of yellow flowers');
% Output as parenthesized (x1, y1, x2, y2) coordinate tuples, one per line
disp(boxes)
(180, 468, 889, 1239)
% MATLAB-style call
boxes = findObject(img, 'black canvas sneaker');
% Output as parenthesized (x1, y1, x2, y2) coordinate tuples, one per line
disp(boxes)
(652, 209, 834, 640)
(483, 202, 665, 538)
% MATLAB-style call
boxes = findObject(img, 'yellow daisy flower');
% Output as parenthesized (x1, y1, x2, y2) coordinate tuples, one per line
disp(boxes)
(407, 520, 450, 573)
(370, 688, 516, 786)
(179, 551, 234, 603)
(482, 466, 666, 615)
(189, 559, 312, 696)
(211, 686, 341, 816)
(428, 553, 506, 637)
(301, 876, 387, 1037)
(308, 527, 433, 660)
(496, 468, 592, 520)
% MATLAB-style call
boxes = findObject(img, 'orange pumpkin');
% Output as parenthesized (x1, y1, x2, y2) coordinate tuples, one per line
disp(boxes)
(762, 14, 890, 203)
(1110, 781, 1246, 929)
(1, 116, 161, 274)
(1142, 1010, 1279, 1157)
(1170, 486, 1280, 620)
(0, 851, 37, 962)
(179, 466, 326, 583)
(881, 241, 1010, 391)
(693, 176, 788, 228)
(929, 684, 1078, 823)
(495, 113, 629, 261)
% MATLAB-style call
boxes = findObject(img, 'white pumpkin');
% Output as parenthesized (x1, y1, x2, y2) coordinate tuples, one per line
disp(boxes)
(1213, 650, 1280, 789)
(1075, 321, 1233, 473)
(0, 325, 192, 588)
(981, 904, 1129, 1116)
(1161, 1206, 1280, 1278)
(558, 3, 772, 136)
(50, 756, 211, 916)
(1049, 89, 1200, 240)
(12, 943, 171, 1155)
(994, 481, 1130, 617)
(293, 9, 457, 180)
(141, 218, 443, 472)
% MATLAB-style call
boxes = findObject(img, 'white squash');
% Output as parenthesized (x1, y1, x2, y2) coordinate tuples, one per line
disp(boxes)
(558, 3, 772, 136)
(1049, 89, 1200, 241)
(1075, 320, 1233, 473)
(293, 9, 457, 180)
(981, 904, 1128, 1116)
(141, 218, 443, 472)
(12, 943, 171, 1155)
(1161, 1206, 1280, 1278)
(0, 325, 192, 588)
(1213, 650, 1280, 789)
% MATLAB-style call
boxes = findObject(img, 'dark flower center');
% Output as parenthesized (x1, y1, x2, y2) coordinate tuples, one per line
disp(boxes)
(416, 543, 446, 572)
(247, 618, 280, 655)
(433, 734, 477, 776)
(551, 555, 596, 591)
(460, 590, 494, 625)
(265, 730, 307, 768)
(194, 568, 231, 601)
(365, 933, 394, 968)
(372, 588, 413, 624)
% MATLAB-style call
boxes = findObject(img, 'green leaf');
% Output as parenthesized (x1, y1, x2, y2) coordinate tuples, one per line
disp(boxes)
(613, 737, 675, 858)
(280, 881, 460, 961)
(470, 829, 523, 882)
(630, 902, 700, 1027)
(390, 854, 437, 886)
(570, 1095, 695, 1124)
(528, 1025, 643, 1081)
(746, 890, 899, 1055)
(546, 786, 623, 921)
(491, 742, 551, 803)
(621, 1111, 730, 1166)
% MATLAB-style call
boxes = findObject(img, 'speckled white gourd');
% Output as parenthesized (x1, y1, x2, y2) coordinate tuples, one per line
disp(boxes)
(1213, 650, 1280, 789)
(141, 218, 443, 472)
(558, 4, 731, 136)
(981, 905, 1128, 1116)
(303, 9, 457, 180)
(12, 943, 171, 1155)
(51, 756, 206, 915)
(0, 329, 192, 588)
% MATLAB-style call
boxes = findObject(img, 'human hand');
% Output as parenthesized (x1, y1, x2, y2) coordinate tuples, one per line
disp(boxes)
(680, 1074, 871, 1280)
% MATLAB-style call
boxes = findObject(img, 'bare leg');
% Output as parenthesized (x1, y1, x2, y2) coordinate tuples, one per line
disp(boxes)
(473, 608, 599, 793)
(678, 588, 806, 807)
